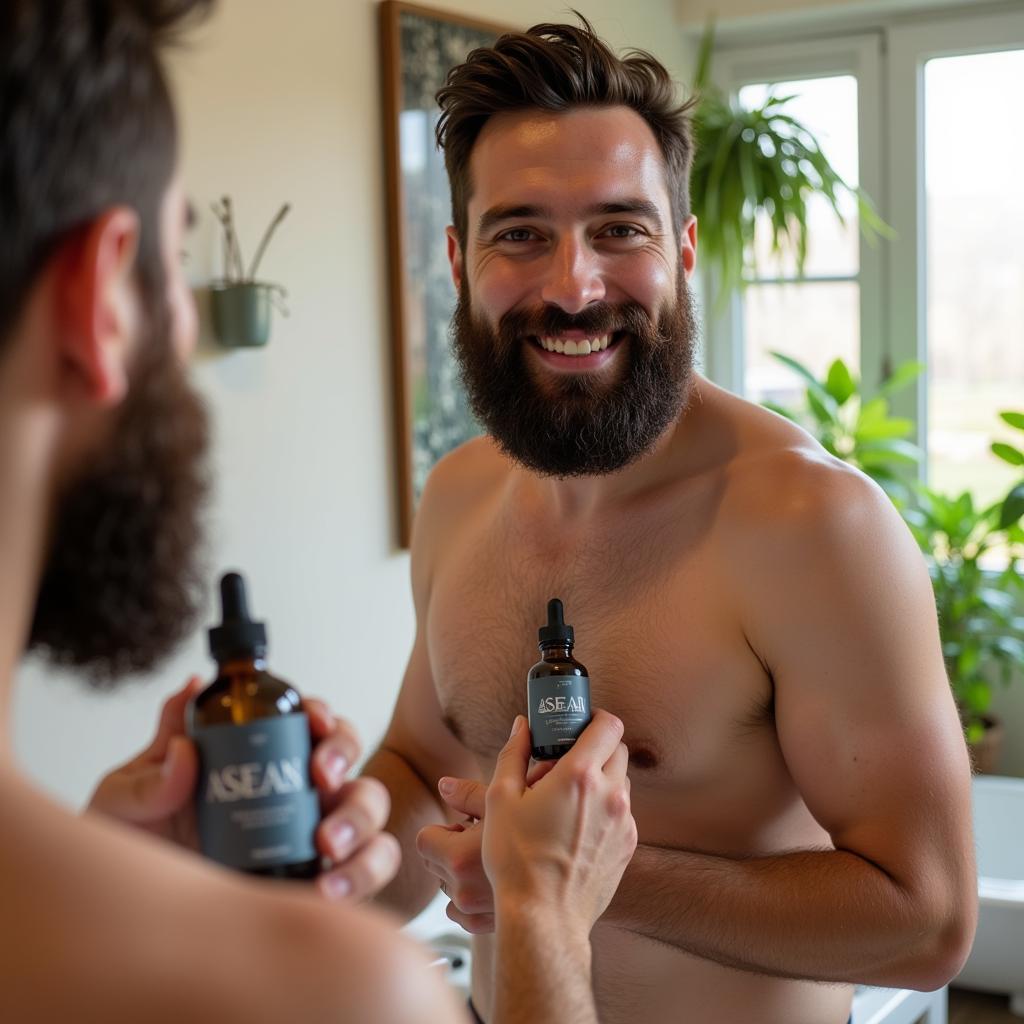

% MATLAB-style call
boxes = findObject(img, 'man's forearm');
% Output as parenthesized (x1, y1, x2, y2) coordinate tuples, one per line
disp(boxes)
(608, 843, 968, 989)
(361, 745, 447, 919)
(493, 900, 597, 1024)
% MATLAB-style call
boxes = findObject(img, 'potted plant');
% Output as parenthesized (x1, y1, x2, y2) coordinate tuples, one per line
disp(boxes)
(760, 351, 924, 503)
(764, 360, 1024, 766)
(690, 25, 889, 307)
(209, 196, 290, 348)
(901, 486, 1024, 771)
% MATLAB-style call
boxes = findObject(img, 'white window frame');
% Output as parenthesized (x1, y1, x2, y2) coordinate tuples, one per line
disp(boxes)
(701, 4, 1024, 476)
(886, 7, 1024, 455)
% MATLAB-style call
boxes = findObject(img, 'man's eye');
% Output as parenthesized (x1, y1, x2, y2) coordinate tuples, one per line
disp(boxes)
(498, 228, 536, 243)
(603, 225, 641, 238)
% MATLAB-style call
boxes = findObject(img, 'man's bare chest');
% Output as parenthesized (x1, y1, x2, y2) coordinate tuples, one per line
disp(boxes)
(425, 515, 775, 798)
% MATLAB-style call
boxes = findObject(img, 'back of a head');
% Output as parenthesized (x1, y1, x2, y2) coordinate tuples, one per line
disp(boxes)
(436, 16, 697, 246)
(0, 0, 213, 347)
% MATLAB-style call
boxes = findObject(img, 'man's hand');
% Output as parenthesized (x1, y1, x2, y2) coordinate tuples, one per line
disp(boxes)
(418, 711, 636, 935)
(484, 711, 636, 932)
(86, 677, 400, 901)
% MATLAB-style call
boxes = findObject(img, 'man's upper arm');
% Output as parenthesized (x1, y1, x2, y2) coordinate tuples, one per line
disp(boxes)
(737, 461, 974, 906)
(375, 445, 481, 795)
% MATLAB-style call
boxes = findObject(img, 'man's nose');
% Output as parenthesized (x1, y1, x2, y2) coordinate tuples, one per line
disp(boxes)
(539, 236, 605, 314)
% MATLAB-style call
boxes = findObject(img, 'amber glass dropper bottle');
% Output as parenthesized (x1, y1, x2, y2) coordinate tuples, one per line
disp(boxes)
(527, 598, 592, 760)
(188, 572, 320, 879)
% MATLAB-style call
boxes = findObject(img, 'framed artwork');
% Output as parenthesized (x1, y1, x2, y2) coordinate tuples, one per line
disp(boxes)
(380, 1, 510, 548)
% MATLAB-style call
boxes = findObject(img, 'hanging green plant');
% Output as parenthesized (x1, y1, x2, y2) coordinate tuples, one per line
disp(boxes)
(690, 23, 890, 307)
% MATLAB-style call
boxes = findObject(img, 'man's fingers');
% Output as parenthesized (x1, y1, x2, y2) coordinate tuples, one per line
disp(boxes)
(558, 709, 624, 774)
(305, 700, 362, 791)
(317, 832, 401, 903)
(487, 716, 530, 798)
(316, 778, 390, 861)
(415, 822, 464, 868)
(437, 776, 486, 819)
(144, 676, 204, 761)
(89, 734, 198, 824)
(445, 904, 495, 935)
(526, 758, 557, 787)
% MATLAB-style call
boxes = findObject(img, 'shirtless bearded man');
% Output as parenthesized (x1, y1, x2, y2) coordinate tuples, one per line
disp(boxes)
(362, 19, 977, 1024)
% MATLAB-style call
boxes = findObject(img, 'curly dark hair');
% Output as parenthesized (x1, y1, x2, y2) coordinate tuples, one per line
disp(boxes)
(0, 0, 213, 345)
(435, 15, 697, 246)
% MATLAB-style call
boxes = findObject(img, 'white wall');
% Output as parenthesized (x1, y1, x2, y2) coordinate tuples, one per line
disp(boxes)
(676, 0, 1001, 38)
(12, 0, 691, 807)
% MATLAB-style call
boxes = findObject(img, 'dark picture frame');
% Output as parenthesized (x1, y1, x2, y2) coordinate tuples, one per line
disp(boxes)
(380, 1, 510, 548)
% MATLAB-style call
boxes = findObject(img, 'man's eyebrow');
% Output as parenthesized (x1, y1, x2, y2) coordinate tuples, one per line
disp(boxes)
(591, 199, 663, 228)
(477, 198, 664, 236)
(477, 204, 551, 236)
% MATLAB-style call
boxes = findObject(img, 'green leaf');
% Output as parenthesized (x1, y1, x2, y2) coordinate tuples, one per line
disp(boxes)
(854, 417, 914, 442)
(806, 387, 840, 427)
(965, 720, 985, 745)
(999, 483, 1024, 529)
(992, 442, 1024, 466)
(960, 680, 992, 714)
(856, 438, 923, 466)
(878, 361, 925, 399)
(998, 411, 1024, 432)
(825, 359, 857, 405)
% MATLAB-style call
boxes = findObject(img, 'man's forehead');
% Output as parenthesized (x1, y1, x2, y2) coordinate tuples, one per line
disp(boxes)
(467, 105, 670, 219)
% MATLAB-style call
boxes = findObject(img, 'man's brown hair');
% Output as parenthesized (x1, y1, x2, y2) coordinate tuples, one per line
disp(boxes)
(436, 16, 697, 247)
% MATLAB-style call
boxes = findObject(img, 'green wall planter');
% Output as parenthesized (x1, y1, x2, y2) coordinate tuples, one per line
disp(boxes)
(211, 282, 273, 348)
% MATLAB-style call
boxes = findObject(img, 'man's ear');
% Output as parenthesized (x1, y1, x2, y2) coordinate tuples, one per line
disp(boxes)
(446, 225, 464, 294)
(58, 207, 141, 407)
(680, 215, 698, 280)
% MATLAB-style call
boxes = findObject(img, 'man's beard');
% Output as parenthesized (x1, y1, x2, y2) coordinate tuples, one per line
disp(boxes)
(451, 273, 698, 477)
(28, 318, 210, 687)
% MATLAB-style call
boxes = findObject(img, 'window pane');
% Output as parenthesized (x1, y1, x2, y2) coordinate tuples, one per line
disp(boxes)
(925, 50, 1024, 506)
(744, 281, 861, 406)
(739, 76, 860, 279)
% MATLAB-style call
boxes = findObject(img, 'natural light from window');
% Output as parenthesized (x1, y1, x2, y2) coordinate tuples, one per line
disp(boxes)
(925, 48, 1024, 508)
(738, 76, 861, 408)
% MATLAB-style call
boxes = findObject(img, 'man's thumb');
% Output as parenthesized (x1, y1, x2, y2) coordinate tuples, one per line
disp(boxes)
(90, 736, 198, 824)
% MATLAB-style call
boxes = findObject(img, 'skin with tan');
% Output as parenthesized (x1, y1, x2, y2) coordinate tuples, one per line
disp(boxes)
(363, 105, 978, 1024)
(0, 172, 635, 1024)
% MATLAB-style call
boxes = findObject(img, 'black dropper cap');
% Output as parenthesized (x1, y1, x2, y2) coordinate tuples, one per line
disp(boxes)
(208, 571, 268, 662)
(538, 597, 574, 648)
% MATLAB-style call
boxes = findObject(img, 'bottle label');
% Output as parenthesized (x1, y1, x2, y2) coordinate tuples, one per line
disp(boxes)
(191, 714, 319, 871)
(528, 675, 591, 750)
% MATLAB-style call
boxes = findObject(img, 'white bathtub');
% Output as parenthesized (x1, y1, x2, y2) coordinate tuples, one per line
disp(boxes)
(954, 774, 1024, 1016)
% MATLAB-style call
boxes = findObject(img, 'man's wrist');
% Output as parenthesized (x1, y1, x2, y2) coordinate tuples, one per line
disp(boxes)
(494, 891, 594, 963)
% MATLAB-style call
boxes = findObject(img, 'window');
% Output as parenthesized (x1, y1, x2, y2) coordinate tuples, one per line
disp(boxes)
(923, 48, 1024, 506)
(705, 8, 1024, 507)
(738, 74, 862, 408)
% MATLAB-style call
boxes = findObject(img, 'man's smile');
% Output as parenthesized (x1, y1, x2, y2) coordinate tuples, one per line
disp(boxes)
(527, 330, 628, 372)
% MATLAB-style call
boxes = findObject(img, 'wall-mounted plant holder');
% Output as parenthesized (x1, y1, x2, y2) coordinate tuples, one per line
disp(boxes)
(209, 197, 290, 350)
(211, 281, 283, 348)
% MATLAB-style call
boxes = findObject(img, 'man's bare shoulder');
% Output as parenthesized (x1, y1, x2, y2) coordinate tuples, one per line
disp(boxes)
(410, 435, 510, 583)
(0, 772, 461, 1024)
(699, 382, 890, 535)
(699, 386, 922, 597)
(420, 435, 510, 517)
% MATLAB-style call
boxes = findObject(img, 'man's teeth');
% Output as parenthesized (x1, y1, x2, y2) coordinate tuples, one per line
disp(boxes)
(538, 334, 613, 356)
